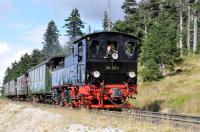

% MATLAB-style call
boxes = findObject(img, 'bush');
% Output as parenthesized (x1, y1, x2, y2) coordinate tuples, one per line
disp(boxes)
(141, 59, 163, 82)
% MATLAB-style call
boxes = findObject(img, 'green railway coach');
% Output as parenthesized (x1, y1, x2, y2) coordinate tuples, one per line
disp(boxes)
(17, 75, 28, 95)
(28, 60, 51, 95)
(4, 83, 9, 96)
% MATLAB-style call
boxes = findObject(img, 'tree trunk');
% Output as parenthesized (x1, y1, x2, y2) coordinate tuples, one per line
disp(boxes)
(160, 63, 167, 76)
(179, 0, 183, 57)
(187, 3, 191, 55)
(145, 24, 147, 34)
(193, 0, 198, 55)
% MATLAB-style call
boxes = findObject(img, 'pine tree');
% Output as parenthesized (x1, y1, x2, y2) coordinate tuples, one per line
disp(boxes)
(114, 0, 162, 38)
(141, 59, 163, 82)
(3, 68, 11, 85)
(88, 25, 91, 33)
(103, 10, 109, 31)
(63, 8, 84, 41)
(42, 20, 61, 59)
(30, 49, 44, 67)
(19, 53, 31, 74)
(140, 7, 181, 82)
(122, 0, 137, 15)
(113, 20, 127, 33)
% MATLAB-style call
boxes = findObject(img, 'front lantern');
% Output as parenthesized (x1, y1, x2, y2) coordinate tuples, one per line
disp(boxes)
(111, 53, 118, 60)
(92, 71, 100, 78)
(128, 71, 136, 78)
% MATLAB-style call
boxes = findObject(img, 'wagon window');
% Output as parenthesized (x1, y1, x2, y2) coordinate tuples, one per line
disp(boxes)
(42, 65, 44, 81)
(36, 69, 38, 82)
(39, 67, 41, 81)
(37, 68, 39, 82)
(38, 68, 40, 82)
(90, 40, 99, 56)
(29, 72, 31, 83)
(40, 67, 42, 81)
(33, 71, 35, 82)
(34, 70, 36, 82)
(69, 46, 74, 55)
(125, 42, 136, 57)
(41, 66, 43, 81)
(20, 78, 21, 87)
(78, 42, 83, 62)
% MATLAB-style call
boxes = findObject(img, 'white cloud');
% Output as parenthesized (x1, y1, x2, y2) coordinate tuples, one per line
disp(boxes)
(0, 41, 32, 86)
(0, 41, 11, 55)
(30, 0, 124, 23)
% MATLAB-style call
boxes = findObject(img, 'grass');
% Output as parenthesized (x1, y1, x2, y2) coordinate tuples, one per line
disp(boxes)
(131, 56, 200, 115)
(0, 98, 186, 132)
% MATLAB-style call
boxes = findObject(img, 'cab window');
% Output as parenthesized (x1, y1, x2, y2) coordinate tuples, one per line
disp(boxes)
(106, 40, 118, 53)
(125, 42, 136, 57)
(90, 40, 99, 56)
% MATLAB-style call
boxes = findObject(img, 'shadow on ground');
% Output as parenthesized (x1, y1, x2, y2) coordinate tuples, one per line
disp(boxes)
(143, 100, 164, 112)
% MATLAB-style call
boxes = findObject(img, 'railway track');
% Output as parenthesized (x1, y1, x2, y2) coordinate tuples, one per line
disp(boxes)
(91, 109, 200, 131)
(7, 98, 200, 131)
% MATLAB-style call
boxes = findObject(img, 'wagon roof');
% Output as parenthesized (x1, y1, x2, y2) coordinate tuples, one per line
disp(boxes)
(73, 31, 139, 44)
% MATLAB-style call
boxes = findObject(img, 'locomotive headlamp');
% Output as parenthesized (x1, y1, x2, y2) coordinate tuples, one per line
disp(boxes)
(92, 71, 100, 78)
(128, 71, 136, 78)
(112, 53, 118, 60)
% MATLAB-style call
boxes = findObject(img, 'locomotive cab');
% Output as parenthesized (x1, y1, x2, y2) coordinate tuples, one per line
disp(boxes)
(85, 32, 138, 85)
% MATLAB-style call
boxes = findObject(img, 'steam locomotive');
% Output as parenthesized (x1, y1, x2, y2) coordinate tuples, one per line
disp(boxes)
(4, 32, 138, 109)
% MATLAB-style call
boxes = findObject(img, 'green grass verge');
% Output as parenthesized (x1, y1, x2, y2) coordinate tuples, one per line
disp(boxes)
(132, 56, 200, 114)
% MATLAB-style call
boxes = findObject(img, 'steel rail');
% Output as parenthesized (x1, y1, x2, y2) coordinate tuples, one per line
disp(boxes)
(130, 110, 200, 124)
(91, 109, 200, 130)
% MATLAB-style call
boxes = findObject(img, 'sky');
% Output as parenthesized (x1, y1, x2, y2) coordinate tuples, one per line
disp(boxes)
(0, 0, 140, 85)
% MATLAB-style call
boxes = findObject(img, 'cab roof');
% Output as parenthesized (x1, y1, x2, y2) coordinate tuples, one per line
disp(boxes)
(73, 31, 139, 44)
